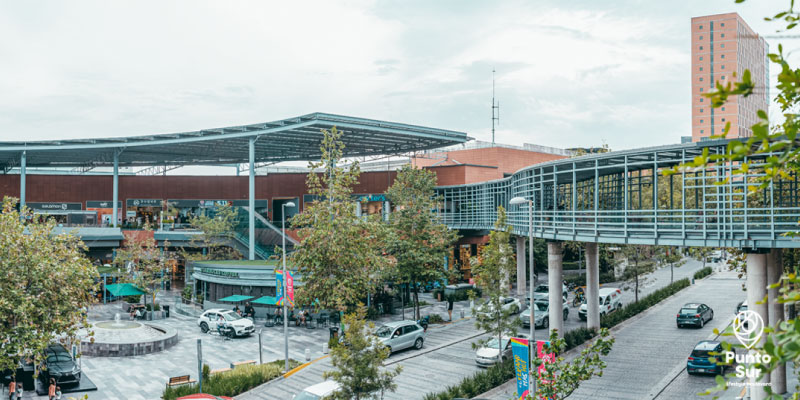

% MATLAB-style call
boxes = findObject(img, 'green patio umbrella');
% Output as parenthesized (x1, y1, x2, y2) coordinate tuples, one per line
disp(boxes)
(217, 295, 254, 302)
(252, 296, 277, 305)
(105, 283, 146, 297)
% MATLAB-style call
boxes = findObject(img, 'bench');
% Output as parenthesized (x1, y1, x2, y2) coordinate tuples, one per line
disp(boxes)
(166, 375, 196, 388)
(230, 360, 257, 369)
(210, 368, 232, 375)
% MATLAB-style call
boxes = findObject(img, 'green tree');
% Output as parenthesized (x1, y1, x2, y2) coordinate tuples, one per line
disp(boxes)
(619, 245, 654, 303)
(323, 308, 402, 400)
(385, 165, 459, 319)
(471, 206, 520, 353)
(0, 198, 97, 374)
(182, 203, 242, 261)
(688, 247, 713, 271)
(114, 223, 171, 312)
(530, 329, 615, 400)
(656, 246, 686, 283)
(290, 127, 389, 312)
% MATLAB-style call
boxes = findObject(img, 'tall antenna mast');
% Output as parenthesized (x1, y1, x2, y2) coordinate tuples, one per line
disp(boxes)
(492, 68, 500, 146)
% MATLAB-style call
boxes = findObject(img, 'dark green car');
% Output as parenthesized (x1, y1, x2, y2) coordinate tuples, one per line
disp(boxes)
(676, 303, 714, 328)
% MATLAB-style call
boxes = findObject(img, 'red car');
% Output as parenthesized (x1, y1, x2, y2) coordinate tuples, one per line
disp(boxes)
(177, 394, 233, 400)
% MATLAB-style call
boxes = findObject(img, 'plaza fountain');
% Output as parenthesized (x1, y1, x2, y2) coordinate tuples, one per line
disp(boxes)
(81, 312, 178, 357)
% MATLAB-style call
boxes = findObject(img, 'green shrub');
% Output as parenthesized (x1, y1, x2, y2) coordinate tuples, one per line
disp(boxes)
(694, 267, 713, 280)
(145, 303, 161, 311)
(328, 336, 340, 351)
(563, 261, 581, 270)
(162, 359, 300, 400)
(563, 271, 616, 287)
(124, 295, 142, 303)
(428, 314, 445, 324)
(564, 327, 598, 351)
(182, 286, 193, 301)
(202, 364, 210, 381)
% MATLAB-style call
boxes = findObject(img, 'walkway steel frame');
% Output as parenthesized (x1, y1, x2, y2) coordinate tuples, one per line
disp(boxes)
(438, 140, 800, 249)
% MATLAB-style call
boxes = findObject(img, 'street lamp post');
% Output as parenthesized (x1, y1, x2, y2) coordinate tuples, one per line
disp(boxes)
(282, 201, 296, 372)
(510, 196, 535, 398)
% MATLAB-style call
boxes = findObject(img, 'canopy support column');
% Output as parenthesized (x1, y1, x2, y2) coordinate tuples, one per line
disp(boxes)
(20, 150, 26, 210)
(548, 241, 563, 338)
(585, 242, 600, 330)
(249, 137, 256, 260)
(113, 151, 119, 228)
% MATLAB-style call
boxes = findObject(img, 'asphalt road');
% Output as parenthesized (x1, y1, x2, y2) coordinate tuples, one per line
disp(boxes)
(567, 269, 745, 400)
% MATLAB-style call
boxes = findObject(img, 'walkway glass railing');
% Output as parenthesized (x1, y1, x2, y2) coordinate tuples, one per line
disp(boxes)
(231, 207, 294, 259)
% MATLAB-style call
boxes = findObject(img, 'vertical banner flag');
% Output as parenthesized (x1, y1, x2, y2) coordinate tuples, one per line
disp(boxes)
(276, 270, 295, 307)
(510, 337, 530, 399)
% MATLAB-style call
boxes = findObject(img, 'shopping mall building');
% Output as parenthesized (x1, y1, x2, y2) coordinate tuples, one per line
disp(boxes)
(0, 113, 571, 302)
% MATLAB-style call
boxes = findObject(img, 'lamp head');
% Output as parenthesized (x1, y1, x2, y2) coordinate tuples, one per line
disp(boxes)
(284, 202, 296, 208)
(509, 197, 527, 205)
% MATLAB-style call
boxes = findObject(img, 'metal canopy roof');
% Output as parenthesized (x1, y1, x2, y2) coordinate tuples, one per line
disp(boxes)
(0, 113, 470, 169)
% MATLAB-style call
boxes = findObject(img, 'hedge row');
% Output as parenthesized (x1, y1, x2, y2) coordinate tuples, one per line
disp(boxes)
(600, 278, 690, 328)
(422, 278, 691, 400)
(162, 360, 300, 400)
(563, 271, 616, 287)
(693, 266, 713, 280)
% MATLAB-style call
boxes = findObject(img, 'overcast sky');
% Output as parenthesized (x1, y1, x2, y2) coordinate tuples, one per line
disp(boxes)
(0, 0, 793, 166)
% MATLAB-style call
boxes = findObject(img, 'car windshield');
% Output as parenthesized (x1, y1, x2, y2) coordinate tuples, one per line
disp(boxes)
(680, 308, 698, 315)
(46, 352, 71, 363)
(375, 326, 393, 338)
(293, 391, 321, 400)
(222, 311, 242, 321)
(485, 338, 509, 349)
(533, 302, 548, 312)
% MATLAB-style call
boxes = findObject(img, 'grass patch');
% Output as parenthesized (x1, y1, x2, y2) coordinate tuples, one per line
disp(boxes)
(162, 359, 301, 400)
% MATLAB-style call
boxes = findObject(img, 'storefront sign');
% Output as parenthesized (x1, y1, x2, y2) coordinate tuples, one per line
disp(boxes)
(87, 201, 122, 209)
(167, 199, 268, 209)
(126, 199, 163, 207)
(354, 194, 388, 202)
(26, 202, 82, 211)
(198, 268, 240, 278)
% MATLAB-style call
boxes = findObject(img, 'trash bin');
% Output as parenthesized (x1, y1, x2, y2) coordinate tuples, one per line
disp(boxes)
(165, 280, 171, 291)
(164, 305, 170, 318)
(329, 326, 339, 339)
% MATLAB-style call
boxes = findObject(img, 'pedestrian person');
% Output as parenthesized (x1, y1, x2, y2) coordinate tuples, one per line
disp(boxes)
(447, 295, 454, 321)
(14, 381, 21, 400)
(7, 377, 15, 400)
(55, 386, 62, 400)
(48, 378, 56, 400)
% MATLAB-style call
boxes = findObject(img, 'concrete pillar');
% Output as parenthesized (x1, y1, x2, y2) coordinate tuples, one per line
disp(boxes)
(746, 252, 769, 400)
(767, 249, 786, 394)
(548, 241, 563, 338)
(585, 242, 600, 330)
(516, 236, 526, 296)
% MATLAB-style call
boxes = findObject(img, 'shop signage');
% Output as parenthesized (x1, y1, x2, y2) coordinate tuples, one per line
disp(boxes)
(126, 199, 163, 207)
(199, 268, 240, 278)
(354, 194, 388, 202)
(26, 202, 82, 211)
(86, 201, 122, 209)
(166, 199, 268, 209)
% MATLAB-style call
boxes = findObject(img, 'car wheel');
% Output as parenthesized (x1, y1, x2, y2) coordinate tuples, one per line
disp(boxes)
(710, 311, 714, 321)
(717, 366, 724, 376)
(700, 318, 704, 328)
(200, 322, 209, 333)
(542, 317, 549, 329)
(677, 323, 682, 329)
(563, 310, 568, 321)
(414, 338, 424, 350)
(386, 346, 392, 354)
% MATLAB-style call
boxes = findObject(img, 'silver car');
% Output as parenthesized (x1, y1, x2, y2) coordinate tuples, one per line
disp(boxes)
(375, 320, 425, 354)
(520, 298, 569, 329)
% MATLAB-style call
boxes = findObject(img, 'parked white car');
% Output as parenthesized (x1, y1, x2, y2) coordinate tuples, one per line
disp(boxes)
(197, 309, 255, 337)
(475, 296, 523, 317)
(374, 320, 425, 354)
(475, 334, 528, 367)
(578, 288, 622, 320)
(532, 283, 569, 301)
(293, 380, 341, 399)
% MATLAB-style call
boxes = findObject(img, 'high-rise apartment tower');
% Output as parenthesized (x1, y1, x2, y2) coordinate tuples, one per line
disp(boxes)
(691, 13, 768, 142)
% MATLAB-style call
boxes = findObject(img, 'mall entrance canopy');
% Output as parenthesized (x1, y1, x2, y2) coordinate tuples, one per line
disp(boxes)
(0, 112, 470, 259)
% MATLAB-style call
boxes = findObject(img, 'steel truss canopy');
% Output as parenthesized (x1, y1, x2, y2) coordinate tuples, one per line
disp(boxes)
(0, 113, 470, 169)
